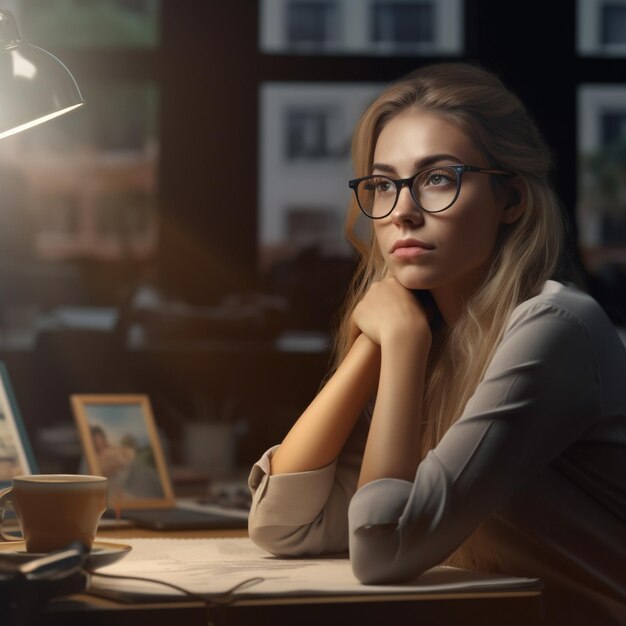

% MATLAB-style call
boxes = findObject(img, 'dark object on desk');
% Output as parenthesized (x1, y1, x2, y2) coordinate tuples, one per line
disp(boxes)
(0, 541, 89, 626)
(115, 507, 248, 531)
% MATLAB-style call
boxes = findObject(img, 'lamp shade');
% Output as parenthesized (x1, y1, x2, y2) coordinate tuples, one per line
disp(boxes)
(0, 9, 84, 139)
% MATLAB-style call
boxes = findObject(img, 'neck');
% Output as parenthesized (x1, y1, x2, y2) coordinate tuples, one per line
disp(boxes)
(431, 288, 465, 326)
(430, 268, 487, 326)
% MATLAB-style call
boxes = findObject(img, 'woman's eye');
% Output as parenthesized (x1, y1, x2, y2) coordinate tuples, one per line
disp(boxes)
(365, 177, 393, 193)
(425, 169, 454, 186)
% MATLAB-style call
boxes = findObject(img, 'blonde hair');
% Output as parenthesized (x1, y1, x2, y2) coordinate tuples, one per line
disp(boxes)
(334, 61, 565, 571)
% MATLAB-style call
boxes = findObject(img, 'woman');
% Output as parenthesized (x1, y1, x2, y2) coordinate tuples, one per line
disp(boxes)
(247, 61, 626, 624)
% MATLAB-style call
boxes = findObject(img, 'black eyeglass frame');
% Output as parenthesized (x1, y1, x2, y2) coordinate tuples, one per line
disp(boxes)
(348, 164, 516, 219)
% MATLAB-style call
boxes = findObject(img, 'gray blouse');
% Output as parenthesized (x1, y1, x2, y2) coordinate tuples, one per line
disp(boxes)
(248, 280, 626, 625)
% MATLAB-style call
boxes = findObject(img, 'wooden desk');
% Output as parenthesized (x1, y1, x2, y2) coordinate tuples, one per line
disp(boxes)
(39, 528, 544, 626)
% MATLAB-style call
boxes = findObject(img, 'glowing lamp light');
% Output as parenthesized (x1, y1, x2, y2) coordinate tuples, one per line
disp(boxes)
(0, 9, 84, 140)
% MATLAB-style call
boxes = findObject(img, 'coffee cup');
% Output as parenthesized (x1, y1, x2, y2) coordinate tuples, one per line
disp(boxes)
(0, 474, 107, 553)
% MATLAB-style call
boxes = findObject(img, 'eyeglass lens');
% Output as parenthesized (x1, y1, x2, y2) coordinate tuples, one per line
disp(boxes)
(358, 166, 459, 217)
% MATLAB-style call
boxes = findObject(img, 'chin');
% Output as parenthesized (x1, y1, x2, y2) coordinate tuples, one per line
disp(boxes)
(389, 265, 440, 291)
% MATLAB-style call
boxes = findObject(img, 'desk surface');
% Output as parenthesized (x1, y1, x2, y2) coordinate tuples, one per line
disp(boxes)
(38, 528, 543, 626)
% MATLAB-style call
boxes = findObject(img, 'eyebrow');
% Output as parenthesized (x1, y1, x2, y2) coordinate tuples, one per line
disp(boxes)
(372, 153, 463, 174)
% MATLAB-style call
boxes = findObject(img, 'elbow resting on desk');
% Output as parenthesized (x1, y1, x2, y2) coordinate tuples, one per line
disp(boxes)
(248, 520, 331, 558)
(247, 453, 354, 557)
(248, 493, 351, 558)
(350, 524, 407, 584)
(348, 477, 451, 585)
(349, 523, 439, 585)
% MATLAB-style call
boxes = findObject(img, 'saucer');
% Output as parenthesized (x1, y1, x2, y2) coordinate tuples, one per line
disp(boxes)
(0, 540, 132, 570)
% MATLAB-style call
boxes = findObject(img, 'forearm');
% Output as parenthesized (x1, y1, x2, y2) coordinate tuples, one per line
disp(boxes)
(358, 332, 430, 488)
(270, 334, 381, 475)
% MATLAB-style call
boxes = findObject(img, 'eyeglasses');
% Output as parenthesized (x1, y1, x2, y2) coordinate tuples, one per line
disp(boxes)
(348, 164, 515, 219)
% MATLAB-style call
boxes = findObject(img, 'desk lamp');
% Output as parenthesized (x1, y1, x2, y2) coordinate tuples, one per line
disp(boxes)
(0, 9, 83, 139)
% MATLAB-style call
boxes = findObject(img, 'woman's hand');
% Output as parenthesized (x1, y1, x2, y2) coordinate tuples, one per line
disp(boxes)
(351, 277, 432, 347)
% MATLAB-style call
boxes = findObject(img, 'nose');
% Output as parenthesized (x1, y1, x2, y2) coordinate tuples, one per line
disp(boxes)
(390, 184, 424, 227)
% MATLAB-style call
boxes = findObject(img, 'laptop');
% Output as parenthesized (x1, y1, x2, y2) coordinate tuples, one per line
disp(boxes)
(102, 501, 248, 531)
(71, 394, 249, 531)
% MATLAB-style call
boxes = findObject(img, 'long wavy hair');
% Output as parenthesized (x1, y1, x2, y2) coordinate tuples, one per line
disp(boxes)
(333, 61, 566, 571)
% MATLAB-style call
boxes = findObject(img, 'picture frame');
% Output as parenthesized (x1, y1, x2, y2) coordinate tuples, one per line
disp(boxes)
(71, 394, 174, 509)
(0, 361, 38, 488)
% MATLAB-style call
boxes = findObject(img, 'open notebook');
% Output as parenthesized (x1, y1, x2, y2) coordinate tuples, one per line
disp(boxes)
(71, 394, 249, 530)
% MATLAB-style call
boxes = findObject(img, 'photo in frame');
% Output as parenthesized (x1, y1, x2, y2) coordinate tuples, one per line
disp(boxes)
(71, 394, 174, 509)
(0, 361, 37, 487)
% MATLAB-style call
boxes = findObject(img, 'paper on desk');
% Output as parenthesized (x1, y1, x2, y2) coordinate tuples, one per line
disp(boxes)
(88, 538, 541, 602)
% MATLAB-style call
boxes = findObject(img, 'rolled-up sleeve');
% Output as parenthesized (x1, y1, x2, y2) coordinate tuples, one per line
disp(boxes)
(348, 302, 603, 584)
(248, 411, 369, 556)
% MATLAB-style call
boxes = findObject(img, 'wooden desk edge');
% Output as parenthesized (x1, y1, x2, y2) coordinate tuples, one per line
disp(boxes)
(62, 585, 541, 613)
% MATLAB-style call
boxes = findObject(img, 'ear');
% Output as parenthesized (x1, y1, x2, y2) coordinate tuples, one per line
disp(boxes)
(500, 177, 526, 225)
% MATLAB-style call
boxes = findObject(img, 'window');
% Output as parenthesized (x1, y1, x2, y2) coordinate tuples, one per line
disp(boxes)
(577, 0, 626, 56)
(286, 206, 340, 247)
(577, 85, 626, 267)
(285, 108, 343, 160)
(371, 1, 434, 47)
(286, 0, 339, 49)
(600, 110, 626, 142)
(601, 3, 626, 45)
(259, 83, 381, 270)
(260, 0, 463, 55)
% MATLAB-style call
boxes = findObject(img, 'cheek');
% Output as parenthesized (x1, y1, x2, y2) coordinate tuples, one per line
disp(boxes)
(449, 226, 488, 260)
(447, 204, 501, 253)
(373, 225, 388, 259)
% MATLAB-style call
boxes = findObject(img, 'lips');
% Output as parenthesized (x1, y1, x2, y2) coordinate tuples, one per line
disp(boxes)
(390, 238, 434, 254)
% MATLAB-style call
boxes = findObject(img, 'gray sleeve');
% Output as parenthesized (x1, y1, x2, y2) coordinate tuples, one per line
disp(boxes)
(348, 303, 603, 584)
(247, 409, 369, 556)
